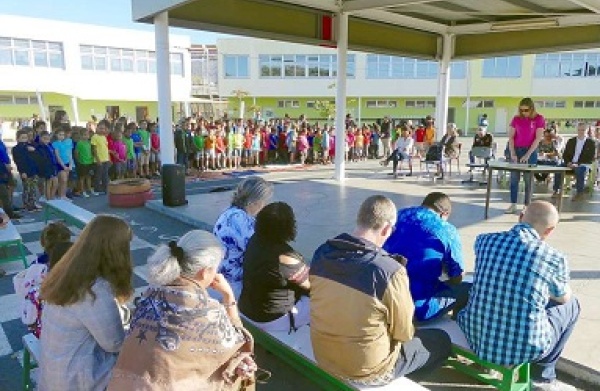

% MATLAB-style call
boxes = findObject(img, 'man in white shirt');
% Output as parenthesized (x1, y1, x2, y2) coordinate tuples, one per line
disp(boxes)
(380, 126, 414, 178)
(552, 123, 597, 201)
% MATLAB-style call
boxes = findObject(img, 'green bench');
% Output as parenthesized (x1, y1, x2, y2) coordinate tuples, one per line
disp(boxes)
(43, 200, 95, 229)
(22, 333, 39, 391)
(0, 208, 28, 269)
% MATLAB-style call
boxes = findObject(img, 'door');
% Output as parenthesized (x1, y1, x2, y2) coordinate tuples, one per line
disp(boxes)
(106, 106, 120, 121)
(135, 106, 148, 122)
(495, 108, 508, 134)
(447, 107, 456, 124)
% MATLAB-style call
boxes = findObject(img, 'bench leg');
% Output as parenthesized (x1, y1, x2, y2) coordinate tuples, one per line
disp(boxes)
(18, 242, 28, 268)
(22, 348, 31, 391)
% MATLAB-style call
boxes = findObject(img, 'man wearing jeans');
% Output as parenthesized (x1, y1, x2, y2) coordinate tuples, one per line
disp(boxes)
(310, 195, 451, 386)
(91, 120, 111, 194)
(384, 192, 470, 322)
(458, 201, 579, 391)
(552, 123, 596, 202)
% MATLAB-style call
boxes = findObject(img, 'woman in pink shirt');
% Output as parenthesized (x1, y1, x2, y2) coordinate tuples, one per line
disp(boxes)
(506, 97, 546, 214)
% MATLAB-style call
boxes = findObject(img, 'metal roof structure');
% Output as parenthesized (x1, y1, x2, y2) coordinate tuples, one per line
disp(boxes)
(133, 0, 600, 60)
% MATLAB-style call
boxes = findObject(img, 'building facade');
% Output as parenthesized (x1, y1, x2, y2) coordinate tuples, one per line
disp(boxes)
(0, 15, 193, 130)
(217, 38, 600, 134)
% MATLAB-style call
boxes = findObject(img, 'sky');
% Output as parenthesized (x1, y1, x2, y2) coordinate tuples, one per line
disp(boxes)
(0, 0, 230, 43)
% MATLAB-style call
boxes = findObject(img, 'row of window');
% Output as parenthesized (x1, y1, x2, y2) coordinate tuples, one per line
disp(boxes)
(366, 56, 467, 79)
(0, 95, 39, 105)
(80, 45, 184, 76)
(0, 37, 64, 68)
(534, 53, 600, 78)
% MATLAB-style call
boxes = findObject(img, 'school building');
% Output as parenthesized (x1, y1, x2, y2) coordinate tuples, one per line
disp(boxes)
(217, 38, 600, 134)
(0, 15, 195, 131)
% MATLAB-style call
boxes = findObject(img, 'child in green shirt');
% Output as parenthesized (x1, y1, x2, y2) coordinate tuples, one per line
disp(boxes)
(193, 129, 206, 171)
(124, 126, 137, 178)
(74, 128, 97, 197)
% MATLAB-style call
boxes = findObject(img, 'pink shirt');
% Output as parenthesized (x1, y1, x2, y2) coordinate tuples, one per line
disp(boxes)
(151, 133, 160, 150)
(109, 140, 127, 162)
(510, 114, 545, 148)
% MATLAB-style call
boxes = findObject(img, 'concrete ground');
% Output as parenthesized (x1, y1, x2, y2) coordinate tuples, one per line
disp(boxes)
(148, 139, 599, 390)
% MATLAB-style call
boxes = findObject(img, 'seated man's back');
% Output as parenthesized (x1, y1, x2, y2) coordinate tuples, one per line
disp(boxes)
(384, 193, 466, 322)
(310, 195, 451, 386)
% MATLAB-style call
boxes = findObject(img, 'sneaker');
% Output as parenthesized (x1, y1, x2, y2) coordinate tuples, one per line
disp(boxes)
(532, 379, 576, 391)
(82, 191, 90, 198)
(551, 191, 560, 199)
(505, 204, 517, 214)
(90, 191, 100, 196)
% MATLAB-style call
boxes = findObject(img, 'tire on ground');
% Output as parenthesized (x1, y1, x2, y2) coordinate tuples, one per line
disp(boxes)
(108, 190, 153, 208)
(108, 179, 152, 195)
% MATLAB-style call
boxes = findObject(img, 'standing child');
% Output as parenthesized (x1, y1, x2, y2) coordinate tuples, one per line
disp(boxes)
(149, 123, 161, 176)
(136, 121, 151, 178)
(130, 123, 142, 176)
(36, 131, 59, 201)
(215, 129, 226, 169)
(251, 130, 262, 166)
(11, 129, 41, 211)
(354, 129, 364, 161)
(90, 120, 111, 194)
(297, 130, 309, 165)
(193, 127, 205, 172)
(123, 125, 137, 178)
(205, 128, 216, 170)
(109, 131, 127, 180)
(52, 127, 74, 201)
(75, 128, 97, 197)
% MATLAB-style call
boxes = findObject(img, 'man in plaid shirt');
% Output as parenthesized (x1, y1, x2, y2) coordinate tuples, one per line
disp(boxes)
(458, 201, 580, 391)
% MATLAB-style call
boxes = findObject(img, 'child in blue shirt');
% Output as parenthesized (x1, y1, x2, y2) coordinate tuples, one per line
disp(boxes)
(36, 131, 58, 201)
(51, 126, 74, 200)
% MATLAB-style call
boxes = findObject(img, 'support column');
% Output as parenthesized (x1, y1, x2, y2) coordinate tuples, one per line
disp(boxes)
(464, 60, 471, 136)
(239, 100, 245, 120)
(334, 12, 349, 182)
(357, 96, 362, 127)
(70, 96, 80, 125)
(435, 34, 453, 140)
(35, 90, 47, 122)
(154, 11, 175, 165)
(184, 101, 191, 118)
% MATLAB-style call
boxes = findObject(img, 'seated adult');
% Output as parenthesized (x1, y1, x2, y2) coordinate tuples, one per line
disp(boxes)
(384, 192, 469, 322)
(440, 123, 459, 158)
(239, 202, 310, 332)
(552, 122, 596, 201)
(213, 176, 274, 297)
(458, 201, 579, 391)
(380, 125, 414, 178)
(310, 195, 451, 386)
(534, 129, 560, 182)
(469, 126, 493, 164)
(109, 230, 256, 390)
(39, 215, 133, 391)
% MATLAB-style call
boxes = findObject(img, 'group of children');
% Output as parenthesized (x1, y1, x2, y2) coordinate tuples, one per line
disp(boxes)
(0, 118, 162, 217)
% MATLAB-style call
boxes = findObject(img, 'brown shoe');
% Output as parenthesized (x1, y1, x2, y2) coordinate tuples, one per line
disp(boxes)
(572, 192, 585, 202)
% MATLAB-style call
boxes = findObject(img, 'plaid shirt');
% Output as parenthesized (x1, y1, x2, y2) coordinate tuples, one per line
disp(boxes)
(457, 223, 569, 365)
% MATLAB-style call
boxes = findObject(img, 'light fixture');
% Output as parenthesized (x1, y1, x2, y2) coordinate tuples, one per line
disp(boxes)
(490, 18, 559, 32)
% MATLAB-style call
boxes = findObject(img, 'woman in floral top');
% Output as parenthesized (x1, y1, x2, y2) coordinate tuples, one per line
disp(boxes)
(213, 176, 273, 297)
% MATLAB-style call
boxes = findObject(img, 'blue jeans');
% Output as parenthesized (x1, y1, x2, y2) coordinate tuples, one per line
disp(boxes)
(532, 298, 580, 382)
(176, 151, 188, 170)
(386, 150, 410, 173)
(553, 164, 589, 194)
(415, 282, 472, 322)
(510, 147, 538, 204)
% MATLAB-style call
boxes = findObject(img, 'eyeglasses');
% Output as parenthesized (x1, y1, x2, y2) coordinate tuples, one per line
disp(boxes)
(519, 108, 531, 114)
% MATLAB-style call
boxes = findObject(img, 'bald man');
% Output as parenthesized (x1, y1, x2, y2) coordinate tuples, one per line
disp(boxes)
(458, 201, 579, 391)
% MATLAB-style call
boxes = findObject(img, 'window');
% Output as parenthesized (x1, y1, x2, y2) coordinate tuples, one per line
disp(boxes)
(0, 37, 64, 68)
(259, 54, 354, 78)
(534, 52, 600, 78)
(482, 56, 522, 78)
(0, 95, 38, 105)
(366, 55, 466, 79)
(366, 100, 398, 108)
(475, 100, 494, 108)
(80, 45, 181, 75)
(574, 100, 600, 108)
(535, 100, 566, 108)
(223, 55, 249, 78)
(277, 100, 300, 108)
(405, 100, 436, 108)
(306, 101, 316, 108)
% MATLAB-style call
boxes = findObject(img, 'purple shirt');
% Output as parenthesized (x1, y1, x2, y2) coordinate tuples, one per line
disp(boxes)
(510, 114, 545, 148)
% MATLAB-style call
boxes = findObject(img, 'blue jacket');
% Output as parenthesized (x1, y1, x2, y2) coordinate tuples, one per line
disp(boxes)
(0, 140, 11, 165)
(12, 142, 39, 177)
(36, 143, 58, 178)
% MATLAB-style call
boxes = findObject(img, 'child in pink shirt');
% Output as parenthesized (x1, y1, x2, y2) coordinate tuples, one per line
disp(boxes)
(109, 130, 128, 179)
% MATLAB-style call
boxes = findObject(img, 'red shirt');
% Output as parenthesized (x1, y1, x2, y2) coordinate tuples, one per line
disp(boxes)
(415, 128, 426, 142)
(244, 134, 253, 149)
(150, 133, 160, 150)
(215, 136, 225, 153)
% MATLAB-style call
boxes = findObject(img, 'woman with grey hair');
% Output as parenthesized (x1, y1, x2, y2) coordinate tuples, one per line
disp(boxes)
(108, 230, 257, 390)
(213, 176, 274, 297)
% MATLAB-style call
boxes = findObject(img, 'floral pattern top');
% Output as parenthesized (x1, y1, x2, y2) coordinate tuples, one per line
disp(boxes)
(213, 206, 256, 284)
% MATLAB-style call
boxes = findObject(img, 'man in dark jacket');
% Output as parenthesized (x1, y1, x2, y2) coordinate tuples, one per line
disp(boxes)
(553, 123, 596, 201)
(309, 195, 450, 386)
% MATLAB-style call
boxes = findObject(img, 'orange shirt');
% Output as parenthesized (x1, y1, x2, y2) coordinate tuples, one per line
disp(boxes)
(243, 134, 253, 149)
(205, 135, 215, 150)
(425, 127, 436, 144)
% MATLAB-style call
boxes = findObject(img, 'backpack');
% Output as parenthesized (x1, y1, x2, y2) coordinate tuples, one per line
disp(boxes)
(425, 143, 444, 161)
